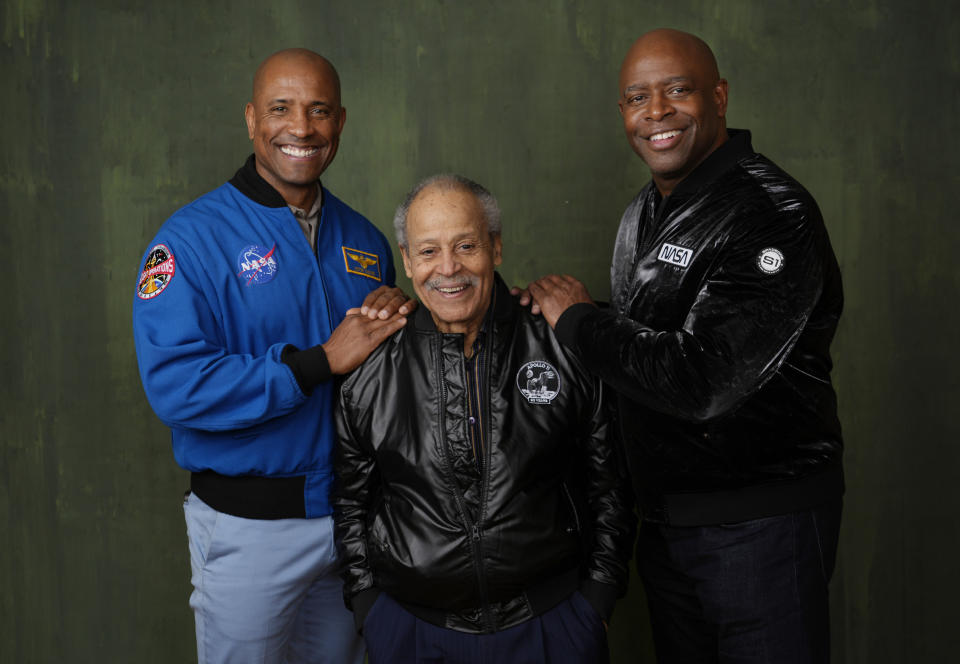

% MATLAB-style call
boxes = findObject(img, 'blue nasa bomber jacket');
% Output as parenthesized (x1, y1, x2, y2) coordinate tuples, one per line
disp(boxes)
(133, 155, 395, 519)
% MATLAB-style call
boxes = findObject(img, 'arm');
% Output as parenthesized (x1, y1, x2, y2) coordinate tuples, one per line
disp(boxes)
(332, 382, 381, 631)
(577, 379, 637, 624)
(133, 234, 407, 431)
(542, 209, 827, 422)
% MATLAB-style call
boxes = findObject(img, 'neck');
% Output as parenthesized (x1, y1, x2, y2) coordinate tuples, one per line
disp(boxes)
(431, 310, 490, 358)
(255, 165, 318, 210)
(653, 128, 730, 198)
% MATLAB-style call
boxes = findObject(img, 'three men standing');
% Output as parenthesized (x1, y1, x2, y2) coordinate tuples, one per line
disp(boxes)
(134, 28, 843, 664)
(530, 29, 844, 663)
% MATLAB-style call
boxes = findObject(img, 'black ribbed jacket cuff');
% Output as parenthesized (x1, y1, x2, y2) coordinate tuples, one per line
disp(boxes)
(579, 578, 619, 624)
(350, 588, 381, 633)
(555, 303, 600, 350)
(281, 344, 332, 393)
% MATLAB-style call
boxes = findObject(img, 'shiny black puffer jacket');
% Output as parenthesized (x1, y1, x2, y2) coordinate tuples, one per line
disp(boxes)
(557, 130, 844, 526)
(334, 276, 634, 634)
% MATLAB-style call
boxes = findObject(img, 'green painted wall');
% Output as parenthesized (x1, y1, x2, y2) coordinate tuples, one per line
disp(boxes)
(2, 1, 958, 661)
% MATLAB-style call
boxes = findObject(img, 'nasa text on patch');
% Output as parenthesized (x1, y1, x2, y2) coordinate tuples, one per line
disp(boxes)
(657, 242, 694, 268)
(237, 244, 279, 286)
(342, 247, 382, 281)
(516, 361, 561, 404)
(137, 244, 176, 300)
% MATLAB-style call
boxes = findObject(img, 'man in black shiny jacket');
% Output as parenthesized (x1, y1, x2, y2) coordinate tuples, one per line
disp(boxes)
(333, 175, 635, 663)
(528, 29, 844, 663)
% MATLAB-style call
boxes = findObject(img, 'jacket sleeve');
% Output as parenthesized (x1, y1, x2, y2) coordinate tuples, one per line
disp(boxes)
(132, 232, 307, 432)
(332, 380, 380, 627)
(578, 379, 637, 621)
(557, 205, 829, 423)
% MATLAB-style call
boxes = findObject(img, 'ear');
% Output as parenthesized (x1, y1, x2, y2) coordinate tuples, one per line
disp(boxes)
(714, 79, 729, 118)
(617, 98, 625, 117)
(337, 106, 347, 133)
(244, 102, 256, 140)
(399, 245, 413, 279)
(492, 234, 503, 267)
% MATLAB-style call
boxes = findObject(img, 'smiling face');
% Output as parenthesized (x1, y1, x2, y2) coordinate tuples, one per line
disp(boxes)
(618, 30, 728, 196)
(244, 51, 346, 208)
(400, 185, 502, 342)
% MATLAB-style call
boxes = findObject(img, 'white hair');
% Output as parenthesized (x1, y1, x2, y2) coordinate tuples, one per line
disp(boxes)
(393, 174, 501, 248)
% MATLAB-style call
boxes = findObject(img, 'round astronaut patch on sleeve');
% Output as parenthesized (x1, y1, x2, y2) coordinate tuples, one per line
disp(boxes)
(137, 244, 176, 299)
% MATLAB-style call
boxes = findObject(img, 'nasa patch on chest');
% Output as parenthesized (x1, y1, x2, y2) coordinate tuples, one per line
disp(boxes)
(237, 244, 279, 286)
(516, 361, 561, 404)
(657, 242, 694, 268)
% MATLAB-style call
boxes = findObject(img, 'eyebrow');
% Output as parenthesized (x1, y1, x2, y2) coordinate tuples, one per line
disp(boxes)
(413, 232, 481, 245)
(624, 76, 691, 94)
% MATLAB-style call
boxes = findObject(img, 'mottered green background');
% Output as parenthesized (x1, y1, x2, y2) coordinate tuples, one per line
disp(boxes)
(2, 1, 958, 661)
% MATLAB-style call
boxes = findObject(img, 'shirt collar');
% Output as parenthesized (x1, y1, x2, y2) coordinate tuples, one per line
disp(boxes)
(667, 128, 755, 200)
(288, 184, 323, 219)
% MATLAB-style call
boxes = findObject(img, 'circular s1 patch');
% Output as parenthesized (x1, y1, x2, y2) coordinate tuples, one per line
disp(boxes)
(757, 247, 785, 274)
(517, 361, 561, 404)
(237, 244, 278, 286)
(137, 244, 176, 299)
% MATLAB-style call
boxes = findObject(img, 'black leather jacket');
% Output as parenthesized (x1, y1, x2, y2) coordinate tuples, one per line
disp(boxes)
(557, 130, 844, 526)
(334, 276, 634, 634)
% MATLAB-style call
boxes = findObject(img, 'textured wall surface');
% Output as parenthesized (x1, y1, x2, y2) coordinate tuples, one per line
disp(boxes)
(2, 1, 958, 661)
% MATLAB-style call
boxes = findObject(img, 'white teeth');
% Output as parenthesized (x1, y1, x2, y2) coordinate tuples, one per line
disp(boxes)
(650, 130, 682, 141)
(281, 145, 318, 157)
(437, 285, 467, 294)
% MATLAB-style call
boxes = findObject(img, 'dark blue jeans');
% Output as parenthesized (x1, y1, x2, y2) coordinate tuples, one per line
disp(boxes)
(363, 591, 609, 664)
(637, 500, 841, 664)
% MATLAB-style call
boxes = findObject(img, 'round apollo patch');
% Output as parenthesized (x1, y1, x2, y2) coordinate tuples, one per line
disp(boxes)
(237, 244, 279, 286)
(757, 247, 785, 274)
(137, 244, 176, 300)
(516, 361, 561, 404)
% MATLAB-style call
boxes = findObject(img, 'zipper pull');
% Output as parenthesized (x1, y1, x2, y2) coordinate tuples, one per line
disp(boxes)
(472, 525, 481, 542)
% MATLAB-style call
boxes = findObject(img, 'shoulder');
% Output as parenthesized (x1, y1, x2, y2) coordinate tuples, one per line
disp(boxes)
(159, 183, 250, 240)
(340, 327, 407, 398)
(735, 154, 823, 219)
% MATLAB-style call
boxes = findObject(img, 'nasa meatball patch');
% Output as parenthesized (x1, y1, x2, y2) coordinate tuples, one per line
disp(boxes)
(137, 244, 176, 299)
(237, 244, 279, 286)
(516, 361, 561, 404)
(757, 247, 785, 274)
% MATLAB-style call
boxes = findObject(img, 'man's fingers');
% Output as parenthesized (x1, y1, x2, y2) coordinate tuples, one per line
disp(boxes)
(376, 313, 407, 337)
(510, 286, 533, 307)
(397, 298, 418, 315)
(361, 287, 415, 319)
(374, 292, 412, 319)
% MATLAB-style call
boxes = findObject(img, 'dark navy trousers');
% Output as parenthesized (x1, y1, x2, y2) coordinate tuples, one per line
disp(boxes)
(637, 500, 842, 664)
(363, 592, 609, 664)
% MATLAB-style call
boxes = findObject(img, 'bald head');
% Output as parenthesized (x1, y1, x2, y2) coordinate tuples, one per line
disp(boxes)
(620, 29, 720, 91)
(252, 48, 341, 106)
(617, 29, 728, 196)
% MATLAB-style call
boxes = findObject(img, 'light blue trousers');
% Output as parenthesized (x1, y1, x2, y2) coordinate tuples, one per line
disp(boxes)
(183, 492, 364, 664)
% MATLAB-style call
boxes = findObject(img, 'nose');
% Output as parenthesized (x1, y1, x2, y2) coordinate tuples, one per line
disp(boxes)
(645, 91, 674, 122)
(288, 108, 313, 138)
(437, 249, 460, 276)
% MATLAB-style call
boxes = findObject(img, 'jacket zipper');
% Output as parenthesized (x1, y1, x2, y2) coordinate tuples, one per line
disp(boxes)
(434, 334, 493, 632)
(475, 313, 495, 632)
(561, 482, 581, 534)
(311, 201, 335, 331)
